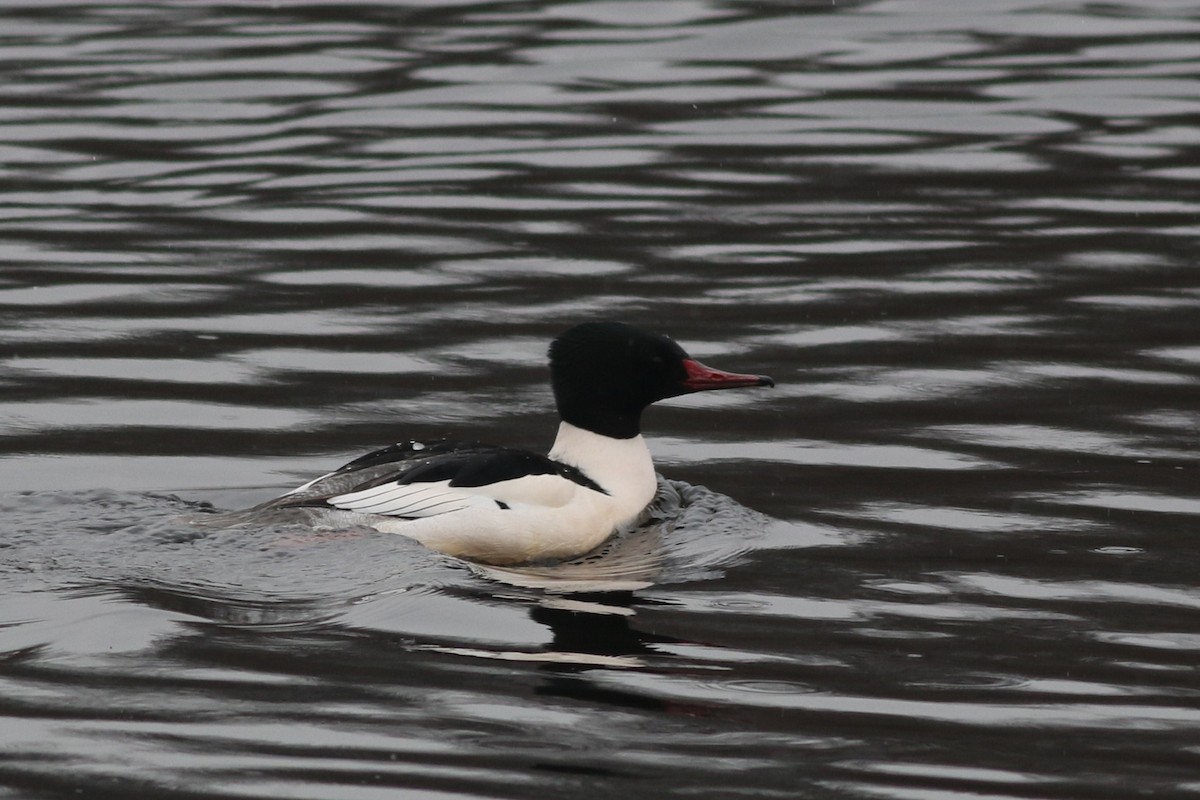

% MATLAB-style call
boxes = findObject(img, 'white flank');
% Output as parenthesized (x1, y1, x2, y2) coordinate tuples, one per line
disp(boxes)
(363, 423, 659, 565)
(326, 471, 582, 519)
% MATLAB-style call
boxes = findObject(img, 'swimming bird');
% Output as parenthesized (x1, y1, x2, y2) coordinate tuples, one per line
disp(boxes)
(258, 322, 774, 565)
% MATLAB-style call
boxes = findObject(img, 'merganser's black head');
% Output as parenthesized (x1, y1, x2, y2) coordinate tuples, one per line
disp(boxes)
(549, 322, 774, 439)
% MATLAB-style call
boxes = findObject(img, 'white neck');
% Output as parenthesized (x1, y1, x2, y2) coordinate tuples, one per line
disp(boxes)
(548, 422, 658, 524)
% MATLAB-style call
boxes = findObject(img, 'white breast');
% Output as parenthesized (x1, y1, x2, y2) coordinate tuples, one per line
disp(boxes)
(547, 422, 657, 525)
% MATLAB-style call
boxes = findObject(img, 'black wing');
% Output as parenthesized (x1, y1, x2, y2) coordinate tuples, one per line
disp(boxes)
(263, 439, 606, 517)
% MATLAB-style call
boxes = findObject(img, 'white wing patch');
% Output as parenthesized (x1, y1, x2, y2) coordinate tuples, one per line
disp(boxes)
(326, 473, 586, 519)
(327, 479, 492, 518)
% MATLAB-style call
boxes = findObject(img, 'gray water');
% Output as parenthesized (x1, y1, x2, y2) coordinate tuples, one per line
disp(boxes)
(1, 0, 1199, 797)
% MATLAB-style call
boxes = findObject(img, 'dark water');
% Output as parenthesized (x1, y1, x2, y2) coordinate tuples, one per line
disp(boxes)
(2, 0, 1199, 797)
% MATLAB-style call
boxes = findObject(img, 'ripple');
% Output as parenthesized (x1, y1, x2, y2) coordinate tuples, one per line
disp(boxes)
(0, 399, 316, 433)
(654, 438, 996, 471)
(0, 283, 217, 306)
(260, 268, 471, 288)
(439, 256, 631, 277)
(810, 148, 1042, 173)
(1046, 492, 1200, 516)
(599, 671, 1200, 730)
(237, 349, 444, 376)
(848, 761, 1049, 785)
(761, 325, 903, 347)
(3, 357, 258, 384)
(765, 99, 1074, 136)
(846, 504, 1092, 533)
(927, 424, 1139, 457)
(253, 167, 509, 190)
(1015, 363, 1194, 385)
(102, 77, 349, 102)
(1147, 346, 1200, 366)
(547, 0, 731, 26)
(952, 574, 1200, 611)
(798, 367, 1022, 403)
(1093, 632, 1200, 652)
(0, 591, 190, 659)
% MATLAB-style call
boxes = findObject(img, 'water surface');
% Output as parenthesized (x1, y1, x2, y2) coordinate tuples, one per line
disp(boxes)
(1, 1, 1199, 798)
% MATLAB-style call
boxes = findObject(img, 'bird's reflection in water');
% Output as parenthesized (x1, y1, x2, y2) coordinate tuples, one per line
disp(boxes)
(96, 477, 775, 693)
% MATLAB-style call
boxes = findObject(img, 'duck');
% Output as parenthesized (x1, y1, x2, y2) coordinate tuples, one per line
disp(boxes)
(256, 322, 774, 565)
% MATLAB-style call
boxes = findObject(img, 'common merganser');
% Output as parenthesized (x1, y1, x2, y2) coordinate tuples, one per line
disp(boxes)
(257, 322, 773, 565)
